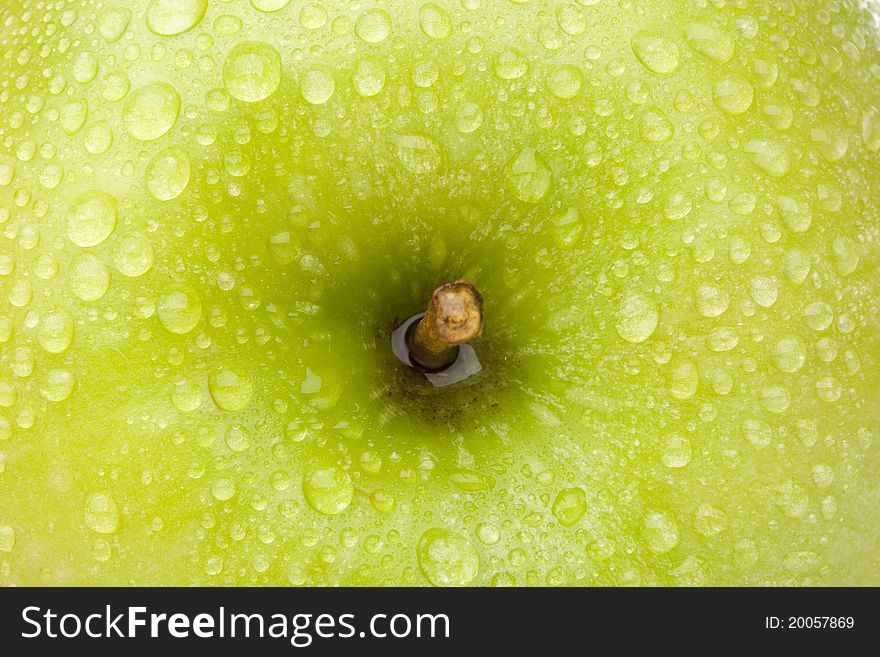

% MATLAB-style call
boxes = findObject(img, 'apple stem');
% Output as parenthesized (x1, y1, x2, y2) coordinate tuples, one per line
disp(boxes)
(407, 279, 484, 371)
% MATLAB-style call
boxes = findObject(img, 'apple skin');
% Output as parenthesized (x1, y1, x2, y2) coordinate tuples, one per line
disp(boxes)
(0, 0, 878, 586)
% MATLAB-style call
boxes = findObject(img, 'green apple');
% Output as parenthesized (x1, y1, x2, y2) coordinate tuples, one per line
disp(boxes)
(0, 0, 878, 586)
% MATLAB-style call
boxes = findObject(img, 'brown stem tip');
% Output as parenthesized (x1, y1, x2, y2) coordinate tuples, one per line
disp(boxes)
(408, 279, 484, 371)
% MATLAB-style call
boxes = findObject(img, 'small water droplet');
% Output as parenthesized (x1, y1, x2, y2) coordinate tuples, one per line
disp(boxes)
(641, 510, 679, 554)
(684, 22, 734, 63)
(695, 283, 729, 317)
(712, 74, 754, 115)
(38, 309, 74, 354)
(547, 64, 583, 99)
(744, 139, 790, 177)
(662, 434, 692, 468)
(394, 134, 443, 174)
(354, 9, 392, 43)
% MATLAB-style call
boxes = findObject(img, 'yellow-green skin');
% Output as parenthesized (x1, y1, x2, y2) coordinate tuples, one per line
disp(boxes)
(0, 0, 878, 586)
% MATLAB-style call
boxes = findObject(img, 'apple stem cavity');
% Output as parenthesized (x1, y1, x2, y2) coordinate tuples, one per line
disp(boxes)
(407, 279, 484, 371)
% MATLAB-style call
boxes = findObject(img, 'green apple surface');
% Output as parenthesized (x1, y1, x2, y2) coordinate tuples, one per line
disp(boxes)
(0, 0, 878, 586)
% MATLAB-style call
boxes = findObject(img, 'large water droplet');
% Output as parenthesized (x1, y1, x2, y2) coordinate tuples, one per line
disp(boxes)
(354, 9, 392, 43)
(419, 2, 452, 40)
(695, 284, 729, 317)
(631, 31, 680, 75)
(146, 0, 208, 36)
(146, 147, 191, 201)
(123, 82, 180, 141)
(0, 526, 14, 552)
(662, 434, 692, 468)
(551, 487, 587, 526)
(158, 283, 202, 334)
(300, 68, 335, 105)
(352, 58, 386, 97)
(713, 74, 754, 115)
(66, 191, 117, 247)
(251, 0, 291, 12)
(222, 42, 282, 103)
(112, 233, 154, 277)
(209, 365, 254, 411)
(772, 336, 806, 373)
(302, 466, 353, 515)
(641, 510, 679, 554)
(394, 134, 443, 174)
(615, 293, 659, 343)
(84, 493, 120, 534)
(38, 309, 74, 354)
(548, 64, 583, 100)
(684, 22, 734, 63)
(417, 528, 479, 586)
(69, 254, 111, 302)
(494, 49, 528, 80)
(640, 107, 674, 142)
(744, 139, 790, 177)
(39, 369, 75, 402)
(504, 147, 552, 203)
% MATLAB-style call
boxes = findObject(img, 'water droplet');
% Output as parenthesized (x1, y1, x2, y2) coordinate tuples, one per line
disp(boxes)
(641, 510, 679, 554)
(803, 301, 833, 331)
(84, 121, 114, 155)
(749, 275, 778, 308)
(171, 376, 203, 411)
(419, 3, 452, 40)
(300, 68, 335, 105)
(810, 123, 848, 162)
(302, 466, 353, 515)
(417, 528, 479, 586)
(299, 3, 327, 29)
(38, 309, 74, 354)
(547, 64, 583, 99)
(123, 82, 180, 140)
(147, 0, 208, 36)
(69, 254, 111, 302)
(84, 493, 120, 534)
(352, 58, 386, 97)
(354, 9, 391, 43)
(157, 284, 202, 334)
(454, 102, 483, 133)
(72, 51, 99, 84)
(712, 74, 754, 115)
(784, 248, 811, 284)
(669, 360, 699, 400)
(777, 195, 812, 233)
(225, 424, 251, 452)
(772, 480, 808, 518)
(862, 107, 880, 151)
(209, 365, 253, 411)
(615, 293, 658, 343)
(251, 0, 291, 12)
(695, 284, 729, 317)
(0, 526, 15, 552)
(504, 147, 552, 203)
(631, 31, 680, 75)
(694, 503, 728, 537)
(662, 434, 692, 468)
(394, 134, 443, 174)
(640, 107, 673, 142)
(744, 139, 789, 177)
(100, 71, 131, 102)
(556, 4, 586, 36)
(66, 191, 117, 247)
(815, 376, 842, 402)
(760, 385, 791, 413)
(493, 49, 528, 80)
(61, 99, 88, 135)
(145, 147, 191, 201)
(771, 336, 806, 373)
(449, 469, 495, 491)
(112, 233, 154, 277)
(551, 487, 587, 526)
(223, 42, 282, 103)
(761, 97, 794, 131)
(39, 369, 75, 402)
(212, 478, 236, 501)
(684, 22, 734, 63)
(743, 418, 772, 448)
